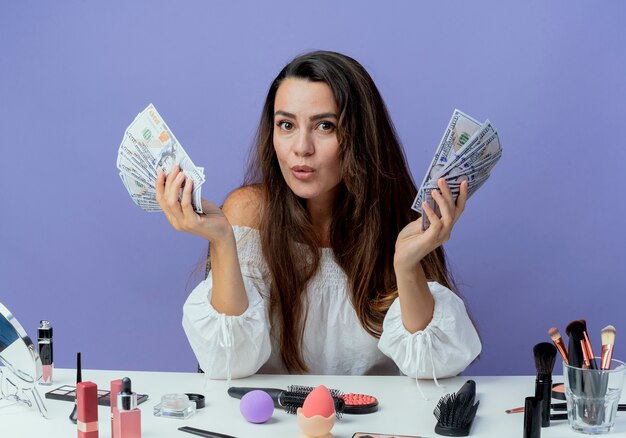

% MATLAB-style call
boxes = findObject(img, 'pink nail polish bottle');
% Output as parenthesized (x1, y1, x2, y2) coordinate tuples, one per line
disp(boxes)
(110, 379, 123, 438)
(114, 377, 141, 438)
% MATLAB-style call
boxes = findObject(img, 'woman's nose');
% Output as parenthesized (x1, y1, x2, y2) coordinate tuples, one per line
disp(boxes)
(292, 130, 314, 157)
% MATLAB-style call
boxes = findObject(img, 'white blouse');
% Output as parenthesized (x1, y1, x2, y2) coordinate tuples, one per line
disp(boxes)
(182, 226, 481, 380)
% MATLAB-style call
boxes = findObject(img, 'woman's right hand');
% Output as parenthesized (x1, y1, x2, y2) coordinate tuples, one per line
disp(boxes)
(156, 166, 233, 243)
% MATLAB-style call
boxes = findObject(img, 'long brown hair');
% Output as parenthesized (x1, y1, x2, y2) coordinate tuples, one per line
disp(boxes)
(245, 51, 455, 373)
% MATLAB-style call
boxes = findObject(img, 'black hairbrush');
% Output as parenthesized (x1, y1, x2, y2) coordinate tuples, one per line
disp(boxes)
(433, 380, 479, 437)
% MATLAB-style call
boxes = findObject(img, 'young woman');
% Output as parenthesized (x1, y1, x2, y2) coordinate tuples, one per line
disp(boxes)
(156, 51, 481, 380)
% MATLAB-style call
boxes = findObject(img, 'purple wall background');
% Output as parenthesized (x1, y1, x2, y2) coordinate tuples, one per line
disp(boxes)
(1, 1, 625, 376)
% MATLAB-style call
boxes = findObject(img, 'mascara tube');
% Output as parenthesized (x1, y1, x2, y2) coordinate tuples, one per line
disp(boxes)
(38, 320, 53, 385)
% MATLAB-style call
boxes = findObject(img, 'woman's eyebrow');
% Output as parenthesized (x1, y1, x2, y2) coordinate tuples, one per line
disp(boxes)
(274, 110, 338, 121)
(274, 110, 295, 119)
(309, 112, 338, 121)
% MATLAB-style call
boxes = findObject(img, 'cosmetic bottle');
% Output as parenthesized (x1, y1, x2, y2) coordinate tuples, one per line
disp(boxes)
(115, 377, 141, 438)
(111, 379, 123, 438)
(523, 396, 541, 438)
(77, 381, 99, 438)
(38, 320, 53, 385)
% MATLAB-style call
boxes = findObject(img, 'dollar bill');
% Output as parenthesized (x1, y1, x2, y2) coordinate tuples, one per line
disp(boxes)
(442, 131, 501, 178)
(419, 186, 441, 231)
(440, 121, 495, 173)
(413, 110, 482, 211)
(117, 104, 205, 213)
(435, 111, 483, 168)
(119, 173, 161, 212)
(413, 110, 502, 230)
(118, 137, 157, 181)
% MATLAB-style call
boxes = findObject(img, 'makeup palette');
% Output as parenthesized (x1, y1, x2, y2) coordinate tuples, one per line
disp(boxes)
(45, 385, 148, 407)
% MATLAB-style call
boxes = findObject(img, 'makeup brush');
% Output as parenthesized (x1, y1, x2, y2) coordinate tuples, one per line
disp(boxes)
(178, 426, 237, 438)
(582, 323, 599, 369)
(553, 402, 626, 411)
(69, 352, 81, 424)
(566, 320, 586, 369)
(548, 327, 568, 365)
(601, 325, 616, 370)
(577, 339, 590, 368)
(576, 319, 598, 369)
(533, 342, 557, 428)
(506, 402, 626, 414)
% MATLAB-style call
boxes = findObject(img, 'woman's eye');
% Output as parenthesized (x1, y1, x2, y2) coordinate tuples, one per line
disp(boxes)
(318, 121, 335, 132)
(277, 121, 293, 131)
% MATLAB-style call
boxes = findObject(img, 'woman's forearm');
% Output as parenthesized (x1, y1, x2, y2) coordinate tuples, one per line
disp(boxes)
(209, 233, 249, 316)
(394, 261, 435, 333)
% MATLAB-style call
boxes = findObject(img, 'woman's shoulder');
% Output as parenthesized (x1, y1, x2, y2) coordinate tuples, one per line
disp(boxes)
(222, 184, 263, 229)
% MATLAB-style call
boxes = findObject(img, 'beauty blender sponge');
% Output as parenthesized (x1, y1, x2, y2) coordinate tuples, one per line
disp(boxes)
(240, 390, 274, 423)
(301, 385, 335, 418)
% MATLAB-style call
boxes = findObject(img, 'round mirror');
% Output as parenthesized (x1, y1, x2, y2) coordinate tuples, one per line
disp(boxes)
(0, 302, 48, 417)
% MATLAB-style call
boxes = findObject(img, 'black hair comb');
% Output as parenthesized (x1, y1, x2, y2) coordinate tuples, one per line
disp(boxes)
(433, 380, 479, 437)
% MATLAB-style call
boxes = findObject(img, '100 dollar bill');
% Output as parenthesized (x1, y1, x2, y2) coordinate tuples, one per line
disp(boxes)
(413, 110, 482, 211)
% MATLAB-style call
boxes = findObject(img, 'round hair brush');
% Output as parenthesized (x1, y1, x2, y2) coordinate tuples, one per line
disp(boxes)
(228, 385, 379, 416)
(227, 386, 346, 418)
(287, 385, 378, 414)
(433, 380, 479, 437)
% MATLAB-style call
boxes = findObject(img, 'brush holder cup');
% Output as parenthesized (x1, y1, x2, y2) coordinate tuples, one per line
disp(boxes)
(563, 358, 626, 434)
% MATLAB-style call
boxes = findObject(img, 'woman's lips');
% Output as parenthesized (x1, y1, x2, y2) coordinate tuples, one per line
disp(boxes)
(291, 165, 315, 181)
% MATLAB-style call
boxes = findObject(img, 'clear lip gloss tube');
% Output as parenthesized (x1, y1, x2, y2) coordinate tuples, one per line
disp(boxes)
(38, 320, 53, 385)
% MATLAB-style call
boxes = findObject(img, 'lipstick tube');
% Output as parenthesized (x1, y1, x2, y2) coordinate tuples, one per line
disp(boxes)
(38, 320, 53, 385)
(77, 381, 99, 438)
(115, 377, 141, 438)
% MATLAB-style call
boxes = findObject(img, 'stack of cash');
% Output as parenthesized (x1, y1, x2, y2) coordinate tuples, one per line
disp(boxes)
(412, 109, 502, 229)
(117, 104, 205, 213)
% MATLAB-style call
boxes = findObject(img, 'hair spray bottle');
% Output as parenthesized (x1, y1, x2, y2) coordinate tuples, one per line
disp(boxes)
(38, 320, 53, 385)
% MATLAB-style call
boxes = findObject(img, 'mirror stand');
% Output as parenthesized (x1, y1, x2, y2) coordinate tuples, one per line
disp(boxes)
(0, 366, 30, 406)
(1, 367, 49, 419)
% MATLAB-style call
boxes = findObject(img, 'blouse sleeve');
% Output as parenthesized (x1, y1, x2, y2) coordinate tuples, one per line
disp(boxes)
(181, 226, 272, 380)
(378, 282, 481, 379)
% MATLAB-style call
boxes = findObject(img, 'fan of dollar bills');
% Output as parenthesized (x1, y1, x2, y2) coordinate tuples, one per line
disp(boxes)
(412, 109, 502, 230)
(117, 104, 205, 213)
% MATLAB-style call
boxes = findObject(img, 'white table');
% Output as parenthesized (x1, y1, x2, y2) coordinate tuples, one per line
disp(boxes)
(1, 369, 626, 437)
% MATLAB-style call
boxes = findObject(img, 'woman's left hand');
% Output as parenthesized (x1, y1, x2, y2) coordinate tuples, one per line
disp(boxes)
(394, 178, 467, 273)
